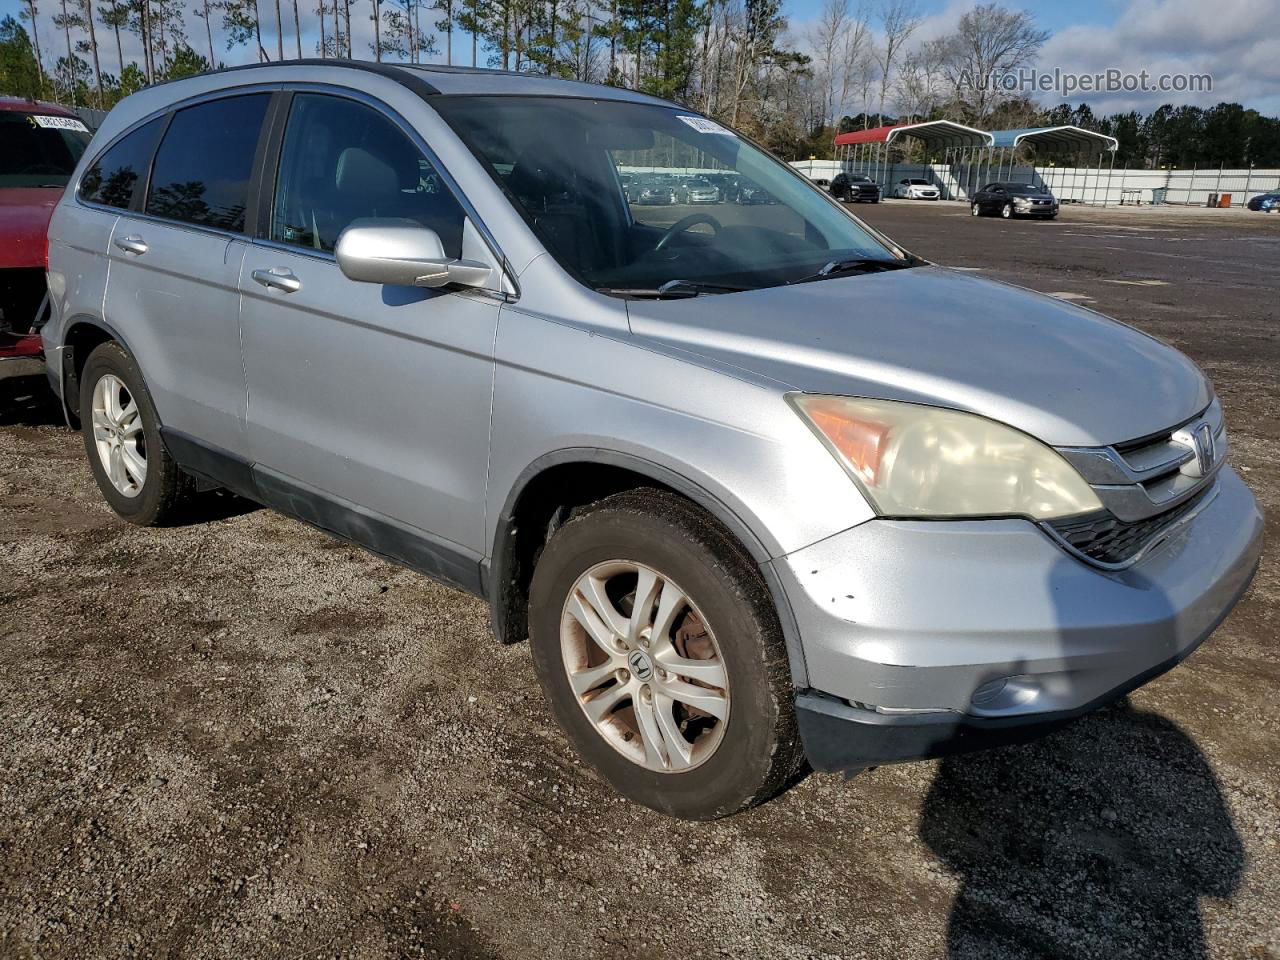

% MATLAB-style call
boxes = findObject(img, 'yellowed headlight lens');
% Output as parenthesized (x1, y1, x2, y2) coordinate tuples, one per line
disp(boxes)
(790, 395, 1103, 520)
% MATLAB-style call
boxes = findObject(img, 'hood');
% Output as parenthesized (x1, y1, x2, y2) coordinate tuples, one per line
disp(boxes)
(625, 266, 1210, 448)
(0, 187, 61, 269)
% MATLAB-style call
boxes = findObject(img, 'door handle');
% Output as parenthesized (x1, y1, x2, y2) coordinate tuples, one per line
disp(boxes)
(251, 268, 302, 294)
(114, 235, 148, 255)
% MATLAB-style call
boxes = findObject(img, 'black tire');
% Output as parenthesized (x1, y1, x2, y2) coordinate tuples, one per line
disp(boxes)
(528, 488, 806, 820)
(80, 340, 193, 526)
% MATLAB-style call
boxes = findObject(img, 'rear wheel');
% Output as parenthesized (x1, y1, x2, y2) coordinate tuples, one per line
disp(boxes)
(528, 489, 805, 819)
(80, 341, 193, 525)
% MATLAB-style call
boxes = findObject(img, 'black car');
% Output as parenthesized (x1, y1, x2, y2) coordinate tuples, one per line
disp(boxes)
(1245, 191, 1279, 212)
(737, 183, 777, 205)
(830, 173, 881, 203)
(971, 182, 1058, 219)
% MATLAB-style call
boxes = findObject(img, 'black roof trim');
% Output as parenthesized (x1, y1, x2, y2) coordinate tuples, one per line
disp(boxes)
(152, 59, 440, 97)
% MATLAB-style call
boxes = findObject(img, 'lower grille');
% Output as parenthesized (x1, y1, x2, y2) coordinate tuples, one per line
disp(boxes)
(1050, 487, 1211, 565)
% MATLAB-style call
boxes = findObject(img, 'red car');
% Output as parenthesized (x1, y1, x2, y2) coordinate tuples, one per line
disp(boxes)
(1, 98, 92, 381)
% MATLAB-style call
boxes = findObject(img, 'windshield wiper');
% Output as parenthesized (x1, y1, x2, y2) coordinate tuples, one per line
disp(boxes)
(597, 279, 756, 299)
(788, 257, 916, 285)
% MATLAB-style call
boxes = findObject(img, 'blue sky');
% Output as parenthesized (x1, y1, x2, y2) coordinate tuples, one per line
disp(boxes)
(5, 0, 1278, 115)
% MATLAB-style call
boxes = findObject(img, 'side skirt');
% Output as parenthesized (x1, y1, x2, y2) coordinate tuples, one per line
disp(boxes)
(161, 427, 485, 597)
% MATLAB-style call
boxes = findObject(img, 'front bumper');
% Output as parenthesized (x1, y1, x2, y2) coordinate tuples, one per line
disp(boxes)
(772, 467, 1263, 770)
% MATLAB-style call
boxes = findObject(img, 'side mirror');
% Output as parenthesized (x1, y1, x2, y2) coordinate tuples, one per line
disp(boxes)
(335, 218, 494, 289)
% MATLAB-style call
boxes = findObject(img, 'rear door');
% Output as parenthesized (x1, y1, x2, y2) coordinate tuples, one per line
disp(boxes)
(102, 92, 272, 457)
(238, 91, 500, 569)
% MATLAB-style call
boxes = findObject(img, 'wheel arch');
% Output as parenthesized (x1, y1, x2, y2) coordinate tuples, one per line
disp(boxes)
(57, 316, 138, 427)
(487, 447, 809, 689)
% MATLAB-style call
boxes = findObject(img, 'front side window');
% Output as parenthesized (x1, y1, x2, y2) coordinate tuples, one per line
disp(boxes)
(146, 94, 271, 232)
(271, 94, 466, 257)
(433, 96, 904, 296)
(1, 112, 91, 189)
(79, 117, 164, 208)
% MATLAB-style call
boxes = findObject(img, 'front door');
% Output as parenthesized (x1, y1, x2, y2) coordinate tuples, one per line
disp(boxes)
(239, 92, 499, 567)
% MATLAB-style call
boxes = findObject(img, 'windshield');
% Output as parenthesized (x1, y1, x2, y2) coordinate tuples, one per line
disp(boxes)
(1005, 184, 1043, 194)
(433, 97, 904, 295)
(0, 112, 90, 188)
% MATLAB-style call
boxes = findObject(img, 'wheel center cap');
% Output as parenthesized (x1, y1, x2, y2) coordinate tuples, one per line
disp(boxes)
(627, 649, 654, 682)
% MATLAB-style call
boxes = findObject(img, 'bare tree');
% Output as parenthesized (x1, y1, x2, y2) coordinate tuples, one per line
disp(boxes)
(939, 2, 1048, 120)
(835, 4, 870, 122)
(193, 0, 217, 63)
(872, 0, 918, 126)
(80, 0, 103, 103)
(894, 36, 946, 122)
(431, 0, 452, 64)
(99, 0, 126, 78)
(20, 0, 47, 94)
(806, 0, 845, 125)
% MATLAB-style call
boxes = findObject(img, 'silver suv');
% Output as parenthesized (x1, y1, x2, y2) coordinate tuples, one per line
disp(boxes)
(44, 63, 1263, 820)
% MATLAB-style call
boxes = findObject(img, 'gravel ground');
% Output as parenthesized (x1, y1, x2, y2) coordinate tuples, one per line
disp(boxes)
(1, 201, 1277, 960)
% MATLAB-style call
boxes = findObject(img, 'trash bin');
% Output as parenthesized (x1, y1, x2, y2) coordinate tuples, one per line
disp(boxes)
(1219, 193, 1232, 208)
(1206, 192, 1219, 207)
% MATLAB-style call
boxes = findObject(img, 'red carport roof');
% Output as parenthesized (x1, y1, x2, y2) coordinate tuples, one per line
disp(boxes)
(834, 121, 993, 148)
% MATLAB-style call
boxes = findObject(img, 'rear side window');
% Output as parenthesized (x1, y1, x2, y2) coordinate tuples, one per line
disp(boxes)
(270, 93, 466, 257)
(146, 94, 271, 232)
(79, 117, 165, 209)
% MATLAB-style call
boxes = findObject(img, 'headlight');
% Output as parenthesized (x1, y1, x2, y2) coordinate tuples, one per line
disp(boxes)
(789, 395, 1103, 520)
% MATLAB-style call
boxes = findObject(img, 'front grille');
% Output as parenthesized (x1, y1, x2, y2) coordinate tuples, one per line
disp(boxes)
(1050, 487, 1210, 565)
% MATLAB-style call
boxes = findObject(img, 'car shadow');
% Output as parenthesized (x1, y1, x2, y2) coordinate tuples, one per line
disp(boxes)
(0, 375, 65, 427)
(918, 699, 1243, 959)
(181, 489, 261, 524)
(0, 374, 258, 523)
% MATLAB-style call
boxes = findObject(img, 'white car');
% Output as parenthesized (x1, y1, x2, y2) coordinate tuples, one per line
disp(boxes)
(894, 178, 940, 200)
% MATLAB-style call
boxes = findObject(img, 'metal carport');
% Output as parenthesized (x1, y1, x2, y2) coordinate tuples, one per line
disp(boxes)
(834, 121, 993, 200)
(986, 126, 1120, 204)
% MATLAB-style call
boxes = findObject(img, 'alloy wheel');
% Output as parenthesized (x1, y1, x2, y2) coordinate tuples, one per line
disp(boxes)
(91, 373, 147, 497)
(559, 560, 730, 773)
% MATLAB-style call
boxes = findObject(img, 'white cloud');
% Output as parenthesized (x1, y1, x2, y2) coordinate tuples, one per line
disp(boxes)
(1036, 0, 1280, 113)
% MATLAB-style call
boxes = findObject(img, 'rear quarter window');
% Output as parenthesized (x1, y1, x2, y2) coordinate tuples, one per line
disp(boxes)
(79, 117, 166, 209)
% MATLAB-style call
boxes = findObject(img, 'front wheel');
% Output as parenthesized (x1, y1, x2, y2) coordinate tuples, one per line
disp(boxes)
(80, 341, 193, 525)
(971, 202, 981, 216)
(1001, 202, 1013, 219)
(528, 489, 805, 820)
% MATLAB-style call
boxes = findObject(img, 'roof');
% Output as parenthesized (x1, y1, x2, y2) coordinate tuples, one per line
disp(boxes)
(0, 97, 78, 116)
(989, 126, 1118, 153)
(156, 60, 673, 107)
(834, 120, 992, 148)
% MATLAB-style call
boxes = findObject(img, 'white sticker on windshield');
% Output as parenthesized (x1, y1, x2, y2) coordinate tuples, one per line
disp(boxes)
(31, 114, 89, 133)
(676, 115, 734, 136)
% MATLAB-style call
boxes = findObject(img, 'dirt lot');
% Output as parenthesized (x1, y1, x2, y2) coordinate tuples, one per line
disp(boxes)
(1, 201, 1277, 960)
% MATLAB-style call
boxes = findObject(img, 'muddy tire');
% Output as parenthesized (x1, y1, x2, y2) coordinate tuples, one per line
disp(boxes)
(528, 488, 806, 820)
(80, 341, 193, 526)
